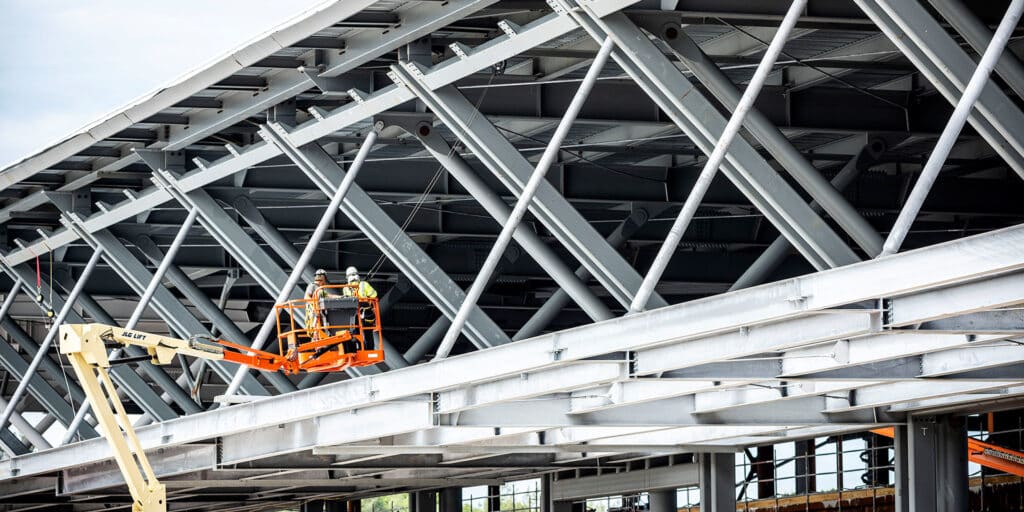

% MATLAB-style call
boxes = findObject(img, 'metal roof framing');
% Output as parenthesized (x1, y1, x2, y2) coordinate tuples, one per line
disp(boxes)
(1, 0, 1023, 509)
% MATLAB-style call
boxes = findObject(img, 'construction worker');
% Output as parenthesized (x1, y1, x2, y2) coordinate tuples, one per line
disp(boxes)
(305, 269, 338, 300)
(303, 269, 342, 341)
(342, 266, 377, 299)
(343, 266, 378, 350)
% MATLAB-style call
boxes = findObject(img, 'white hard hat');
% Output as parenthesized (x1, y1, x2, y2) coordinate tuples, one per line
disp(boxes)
(345, 266, 359, 282)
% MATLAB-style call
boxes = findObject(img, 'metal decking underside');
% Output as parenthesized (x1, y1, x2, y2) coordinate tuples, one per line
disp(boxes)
(1, 0, 1024, 510)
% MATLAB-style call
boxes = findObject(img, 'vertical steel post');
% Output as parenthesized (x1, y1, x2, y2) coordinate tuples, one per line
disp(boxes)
(628, 0, 808, 313)
(433, 37, 616, 360)
(224, 130, 377, 397)
(61, 208, 199, 444)
(879, 0, 1024, 256)
(0, 248, 103, 436)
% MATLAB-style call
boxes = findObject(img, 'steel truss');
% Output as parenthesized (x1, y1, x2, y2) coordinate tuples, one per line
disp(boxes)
(0, 0, 1023, 509)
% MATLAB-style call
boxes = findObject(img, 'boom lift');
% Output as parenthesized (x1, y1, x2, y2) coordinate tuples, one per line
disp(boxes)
(58, 286, 383, 511)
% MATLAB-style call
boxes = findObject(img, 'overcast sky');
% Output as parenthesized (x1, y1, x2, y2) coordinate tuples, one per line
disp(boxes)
(0, 0, 323, 168)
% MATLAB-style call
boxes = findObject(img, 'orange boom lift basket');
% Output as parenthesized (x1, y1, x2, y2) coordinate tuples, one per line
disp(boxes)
(216, 284, 384, 374)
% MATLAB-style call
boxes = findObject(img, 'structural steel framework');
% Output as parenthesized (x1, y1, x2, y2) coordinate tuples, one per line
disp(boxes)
(0, 1, 1023, 510)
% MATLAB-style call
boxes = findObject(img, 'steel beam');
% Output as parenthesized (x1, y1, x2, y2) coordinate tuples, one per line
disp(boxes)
(150, 180, 306, 304)
(652, 22, 883, 256)
(0, 396, 49, 451)
(449, 394, 898, 427)
(853, 0, 1024, 178)
(388, 68, 669, 311)
(562, 5, 859, 271)
(879, 0, 1023, 256)
(628, 0, 809, 313)
(434, 36, 617, 358)
(163, 0, 501, 150)
(515, 208, 652, 340)
(61, 220, 269, 397)
(550, 464, 698, 501)
(927, 0, 1024, 101)
(888, 272, 1024, 327)
(232, 194, 316, 284)
(0, 261, 177, 422)
(1, 0, 641, 268)
(730, 145, 879, 291)
(384, 114, 612, 324)
(266, 133, 509, 350)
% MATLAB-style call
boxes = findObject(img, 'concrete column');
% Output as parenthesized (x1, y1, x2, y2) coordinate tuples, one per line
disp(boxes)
(413, 490, 437, 512)
(908, 415, 967, 512)
(648, 489, 676, 512)
(439, 487, 462, 512)
(699, 453, 736, 512)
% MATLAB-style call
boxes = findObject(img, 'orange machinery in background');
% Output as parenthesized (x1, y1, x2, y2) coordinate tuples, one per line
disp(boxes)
(872, 426, 1024, 477)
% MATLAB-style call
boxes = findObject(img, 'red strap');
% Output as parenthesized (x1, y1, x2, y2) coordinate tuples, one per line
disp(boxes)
(35, 255, 41, 291)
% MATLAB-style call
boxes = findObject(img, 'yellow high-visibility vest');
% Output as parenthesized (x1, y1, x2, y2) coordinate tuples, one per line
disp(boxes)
(343, 281, 377, 299)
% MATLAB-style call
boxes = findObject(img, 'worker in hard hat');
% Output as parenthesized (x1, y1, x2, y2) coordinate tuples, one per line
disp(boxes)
(343, 266, 378, 349)
(342, 266, 377, 299)
(303, 269, 342, 343)
(305, 269, 340, 300)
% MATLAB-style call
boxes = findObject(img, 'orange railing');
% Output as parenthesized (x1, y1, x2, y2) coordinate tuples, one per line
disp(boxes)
(217, 284, 384, 374)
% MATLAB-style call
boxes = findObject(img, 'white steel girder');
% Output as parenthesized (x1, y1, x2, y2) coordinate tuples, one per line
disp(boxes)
(3, 224, 1024, 481)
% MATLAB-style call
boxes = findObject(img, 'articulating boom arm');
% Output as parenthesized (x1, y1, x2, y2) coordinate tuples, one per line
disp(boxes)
(58, 324, 192, 511)
(58, 306, 385, 511)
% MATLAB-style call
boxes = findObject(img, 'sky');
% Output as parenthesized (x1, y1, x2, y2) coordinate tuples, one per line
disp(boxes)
(0, 0, 324, 168)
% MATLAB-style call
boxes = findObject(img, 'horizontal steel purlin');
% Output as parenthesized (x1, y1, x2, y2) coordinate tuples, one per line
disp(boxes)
(2, 0, 642, 268)
(4, 223, 1024, 478)
(164, 0, 500, 150)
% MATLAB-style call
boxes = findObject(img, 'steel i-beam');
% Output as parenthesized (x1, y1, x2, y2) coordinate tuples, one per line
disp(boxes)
(647, 18, 883, 257)
(927, 0, 1024, 101)
(880, 0, 1024, 256)
(0, 260, 177, 422)
(629, 0, 808, 313)
(731, 143, 882, 291)
(854, 0, 1024, 179)
(385, 114, 612, 323)
(433, 37, 618, 359)
(260, 126, 509, 350)
(559, 1, 859, 271)
(60, 216, 269, 397)
(388, 63, 669, 311)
